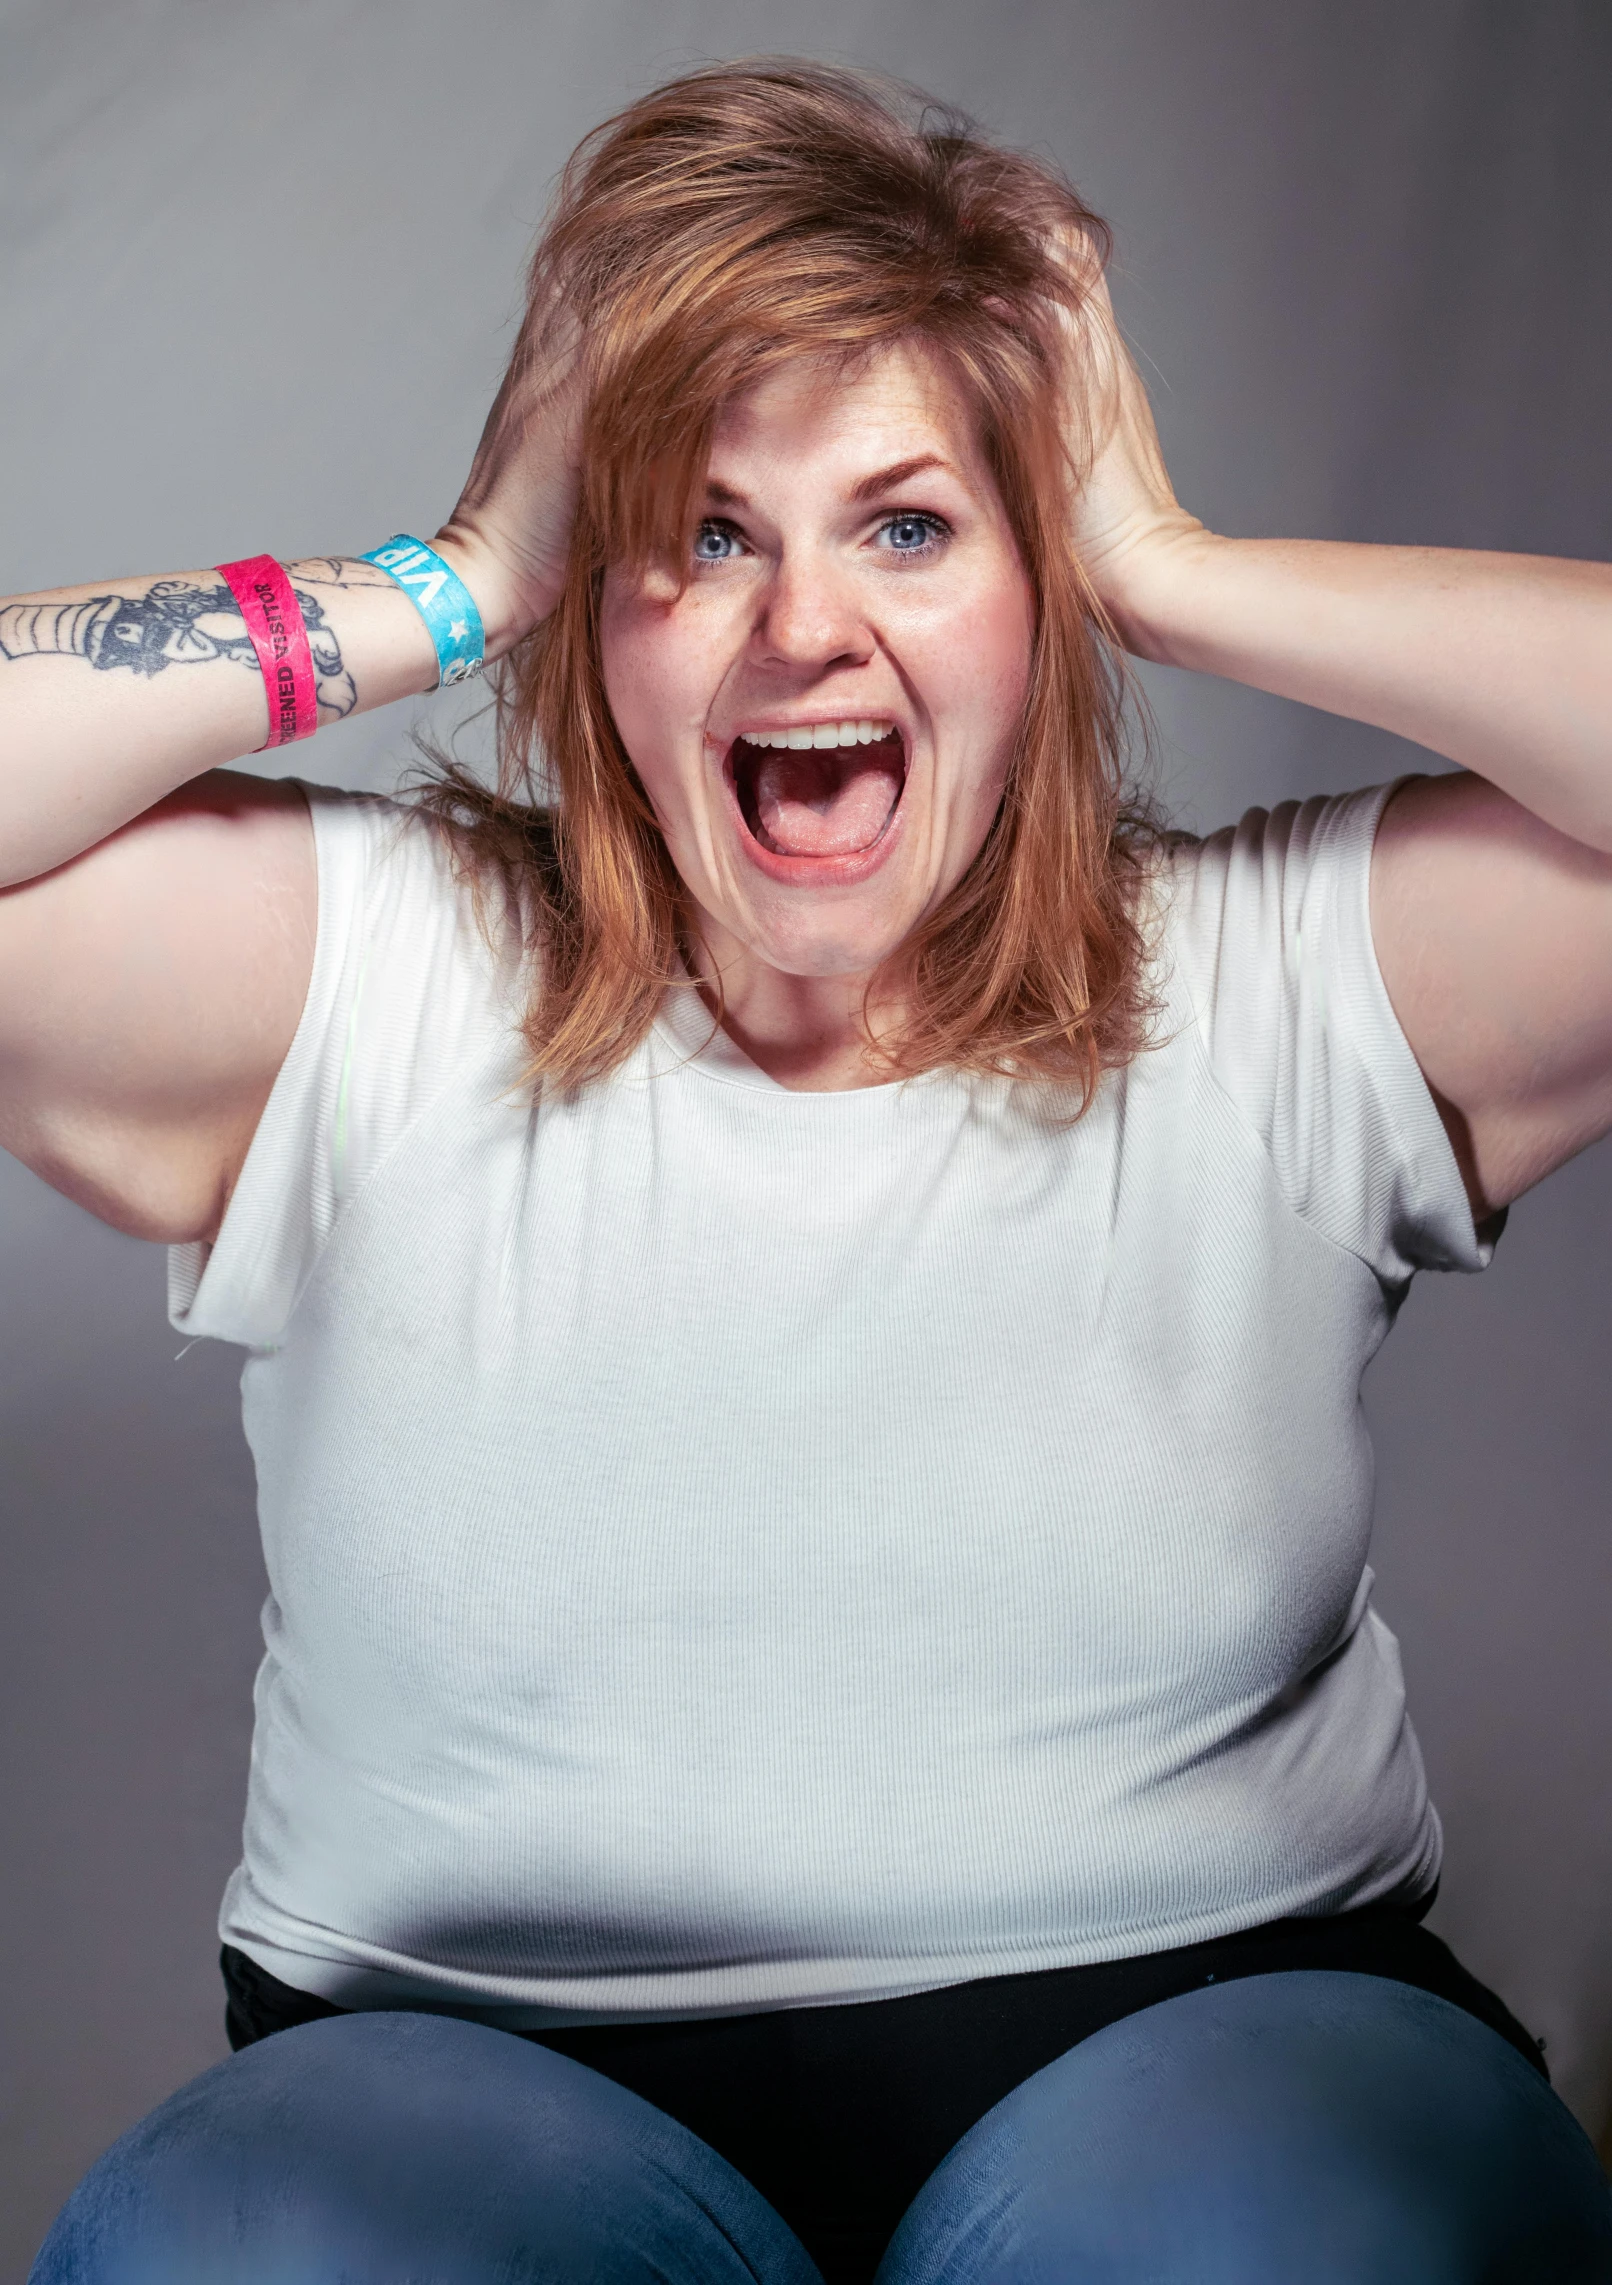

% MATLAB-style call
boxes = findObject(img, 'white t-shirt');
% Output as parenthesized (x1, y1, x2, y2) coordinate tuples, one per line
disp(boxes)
(170, 779, 1489, 2026)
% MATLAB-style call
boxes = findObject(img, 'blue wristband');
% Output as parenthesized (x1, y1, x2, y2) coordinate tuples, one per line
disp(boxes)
(361, 535, 485, 688)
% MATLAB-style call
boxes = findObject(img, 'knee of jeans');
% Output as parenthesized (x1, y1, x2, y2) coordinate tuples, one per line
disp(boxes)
(27, 2016, 505, 2282)
(31, 2013, 821, 2285)
(877, 1974, 1612, 2285)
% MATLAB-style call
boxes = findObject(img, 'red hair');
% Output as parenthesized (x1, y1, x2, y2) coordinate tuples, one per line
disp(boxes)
(423, 58, 1157, 1099)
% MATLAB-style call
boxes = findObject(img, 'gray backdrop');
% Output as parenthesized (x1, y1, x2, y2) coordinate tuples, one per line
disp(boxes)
(2, 0, 1609, 2267)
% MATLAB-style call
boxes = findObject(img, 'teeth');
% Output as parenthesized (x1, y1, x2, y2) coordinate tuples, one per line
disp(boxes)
(741, 720, 894, 751)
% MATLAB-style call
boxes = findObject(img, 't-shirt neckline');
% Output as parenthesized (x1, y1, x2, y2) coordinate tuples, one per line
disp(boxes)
(650, 973, 937, 1101)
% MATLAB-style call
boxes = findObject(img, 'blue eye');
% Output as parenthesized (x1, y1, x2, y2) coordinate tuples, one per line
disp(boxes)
(694, 521, 742, 562)
(879, 513, 945, 555)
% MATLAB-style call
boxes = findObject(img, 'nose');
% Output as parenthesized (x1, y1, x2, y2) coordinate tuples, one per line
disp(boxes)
(753, 544, 874, 673)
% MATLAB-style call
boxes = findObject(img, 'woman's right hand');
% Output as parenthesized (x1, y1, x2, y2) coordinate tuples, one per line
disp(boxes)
(0, 293, 583, 1251)
(433, 297, 586, 659)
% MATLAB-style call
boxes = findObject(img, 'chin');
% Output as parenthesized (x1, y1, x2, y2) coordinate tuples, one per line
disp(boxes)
(732, 891, 915, 981)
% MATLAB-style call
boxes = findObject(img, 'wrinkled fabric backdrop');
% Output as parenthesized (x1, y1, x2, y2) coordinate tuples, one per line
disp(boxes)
(2, 0, 1610, 2267)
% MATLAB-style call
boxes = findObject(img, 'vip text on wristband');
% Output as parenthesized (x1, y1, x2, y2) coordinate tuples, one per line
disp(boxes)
(361, 536, 485, 688)
(217, 556, 319, 748)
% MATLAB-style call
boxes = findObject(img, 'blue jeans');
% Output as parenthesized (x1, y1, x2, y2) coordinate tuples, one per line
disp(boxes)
(32, 1971, 1612, 2283)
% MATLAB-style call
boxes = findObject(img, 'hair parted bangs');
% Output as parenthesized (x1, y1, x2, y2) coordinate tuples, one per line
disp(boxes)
(420, 58, 1160, 1101)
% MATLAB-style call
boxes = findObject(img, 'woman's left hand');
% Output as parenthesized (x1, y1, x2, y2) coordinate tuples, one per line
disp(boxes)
(1059, 265, 1210, 658)
(1053, 247, 1612, 1228)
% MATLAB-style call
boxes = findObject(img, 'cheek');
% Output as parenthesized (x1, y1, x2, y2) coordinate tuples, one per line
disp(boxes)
(598, 585, 726, 799)
(929, 569, 1035, 802)
(596, 585, 663, 760)
(974, 568, 1037, 717)
(597, 607, 691, 836)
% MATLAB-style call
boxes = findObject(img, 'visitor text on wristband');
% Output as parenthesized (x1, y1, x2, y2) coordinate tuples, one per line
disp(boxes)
(217, 555, 319, 749)
(361, 536, 486, 688)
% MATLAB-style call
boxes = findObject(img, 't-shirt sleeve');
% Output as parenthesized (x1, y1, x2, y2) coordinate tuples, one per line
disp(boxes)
(167, 783, 514, 1349)
(1164, 779, 1493, 1286)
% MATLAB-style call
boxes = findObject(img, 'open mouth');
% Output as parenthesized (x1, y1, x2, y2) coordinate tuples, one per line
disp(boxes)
(729, 722, 906, 860)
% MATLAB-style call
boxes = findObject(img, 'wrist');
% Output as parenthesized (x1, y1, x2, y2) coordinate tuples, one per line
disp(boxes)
(430, 527, 557, 664)
(1090, 519, 1224, 667)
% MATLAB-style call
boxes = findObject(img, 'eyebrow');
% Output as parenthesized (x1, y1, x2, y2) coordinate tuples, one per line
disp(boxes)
(846, 453, 956, 502)
(703, 453, 960, 512)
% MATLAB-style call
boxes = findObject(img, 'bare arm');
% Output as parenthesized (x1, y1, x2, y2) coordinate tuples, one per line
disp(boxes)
(1071, 279, 1612, 1213)
(1109, 534, 1612, 858)
(0, 309, 581, 1243)
(0, 557, 434, 887)
(0, 771, 318, 1242)
(0, 557, 444, 1244)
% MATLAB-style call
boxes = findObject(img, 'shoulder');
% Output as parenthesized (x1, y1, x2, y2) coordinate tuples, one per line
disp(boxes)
(167, 784, 533, 1346)
(1144, 782, 1488, 1279)
(297, 780, 529, 999)
(1149, 783, 1397, 1018)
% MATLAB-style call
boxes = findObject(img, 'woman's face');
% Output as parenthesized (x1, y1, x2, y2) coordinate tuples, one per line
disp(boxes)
(599, 341, 1036, 988)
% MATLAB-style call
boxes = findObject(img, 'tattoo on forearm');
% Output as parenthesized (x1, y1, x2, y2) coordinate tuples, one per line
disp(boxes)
(0, 557, 379, 721)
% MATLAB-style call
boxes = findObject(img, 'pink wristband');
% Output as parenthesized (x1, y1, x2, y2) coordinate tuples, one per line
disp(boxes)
(217, 555, 318, 748)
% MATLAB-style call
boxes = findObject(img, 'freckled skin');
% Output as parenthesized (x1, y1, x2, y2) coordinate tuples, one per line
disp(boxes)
(599, 344, 1035, 1084)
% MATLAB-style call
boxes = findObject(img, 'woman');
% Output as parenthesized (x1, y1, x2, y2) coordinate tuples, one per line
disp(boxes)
(8, 58, 1612, 2284)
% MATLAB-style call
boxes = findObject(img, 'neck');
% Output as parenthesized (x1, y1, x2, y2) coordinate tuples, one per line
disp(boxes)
(689, 924, 901, 1092)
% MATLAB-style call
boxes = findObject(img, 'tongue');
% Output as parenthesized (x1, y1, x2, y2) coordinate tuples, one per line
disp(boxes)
(752, 745, 904, 857)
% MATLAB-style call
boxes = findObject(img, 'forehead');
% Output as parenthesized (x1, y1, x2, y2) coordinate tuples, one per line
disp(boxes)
(706, 339, 984, 494)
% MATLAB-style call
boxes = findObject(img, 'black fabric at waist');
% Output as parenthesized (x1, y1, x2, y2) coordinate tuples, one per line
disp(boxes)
(222, 1905, 1544, 2284)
